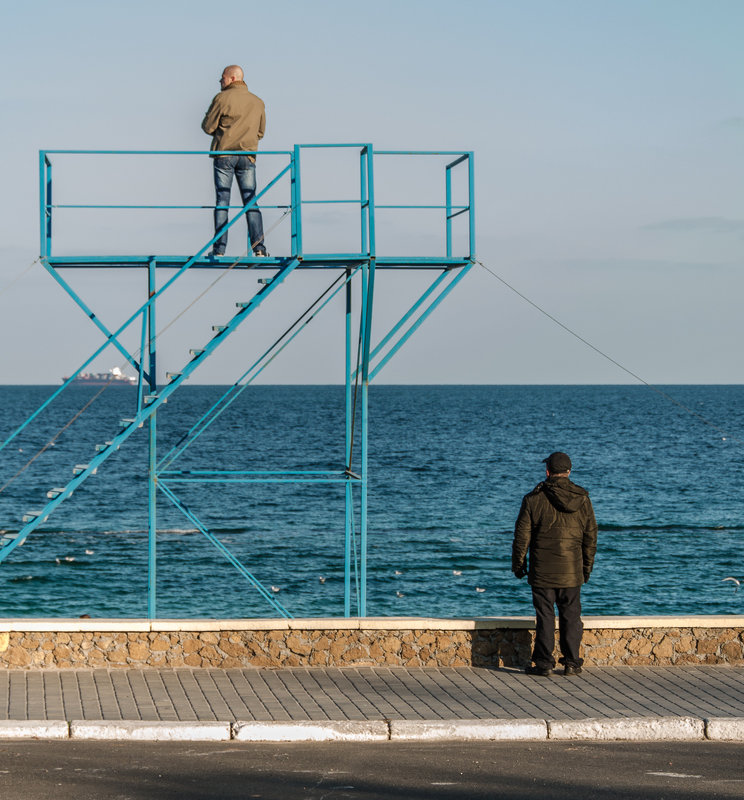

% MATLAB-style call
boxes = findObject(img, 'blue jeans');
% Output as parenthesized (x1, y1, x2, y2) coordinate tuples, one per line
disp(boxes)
(212, 155, 265, 254)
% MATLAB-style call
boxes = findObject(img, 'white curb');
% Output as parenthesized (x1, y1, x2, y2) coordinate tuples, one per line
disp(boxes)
(232, 720, 389, 742)
(0, 720, 69, 739)
(705, 718, 744, 741)
(389, 719, 548, 741)
(549, 717, 705, 741)
(70, 720, 231, 741)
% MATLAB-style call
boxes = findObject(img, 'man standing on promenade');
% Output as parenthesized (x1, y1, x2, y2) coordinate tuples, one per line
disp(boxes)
(202, 65, 268, 257)
(512, 451, 597, 677)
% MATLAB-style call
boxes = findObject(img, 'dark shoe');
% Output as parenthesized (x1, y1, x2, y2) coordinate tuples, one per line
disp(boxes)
(563, 665, 583, 676)
(525, 665, 552, 677)
(207, 250, 225, 260)
(254, 248, 269, 257)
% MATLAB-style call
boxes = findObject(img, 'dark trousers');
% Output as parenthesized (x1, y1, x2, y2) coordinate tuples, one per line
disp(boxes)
(531, 586, 583, 669)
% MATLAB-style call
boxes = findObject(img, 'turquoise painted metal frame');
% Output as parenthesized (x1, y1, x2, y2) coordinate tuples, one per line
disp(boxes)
(1, 144, 475, 619)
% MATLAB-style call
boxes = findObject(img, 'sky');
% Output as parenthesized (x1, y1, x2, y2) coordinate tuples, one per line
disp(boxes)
(0, 0, 741, 385)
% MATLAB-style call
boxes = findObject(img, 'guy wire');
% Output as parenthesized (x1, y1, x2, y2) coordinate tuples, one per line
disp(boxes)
(477, 258, 743, 446)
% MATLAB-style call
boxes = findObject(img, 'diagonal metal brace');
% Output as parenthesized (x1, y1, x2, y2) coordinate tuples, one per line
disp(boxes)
(158, 480, 292, 618)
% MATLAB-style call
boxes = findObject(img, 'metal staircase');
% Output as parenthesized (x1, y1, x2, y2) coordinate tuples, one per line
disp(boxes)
(0, 258, 300, 559)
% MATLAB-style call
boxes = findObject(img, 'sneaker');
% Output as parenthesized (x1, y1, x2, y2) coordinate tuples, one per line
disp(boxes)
(525, 665, 553, 677)
(254, 248, 269, 257)
(207, 250, 225, 260)
(563, 665, 583, 676)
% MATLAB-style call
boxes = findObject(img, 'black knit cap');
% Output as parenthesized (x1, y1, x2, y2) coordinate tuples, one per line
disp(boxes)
(543, 451, 572, 473)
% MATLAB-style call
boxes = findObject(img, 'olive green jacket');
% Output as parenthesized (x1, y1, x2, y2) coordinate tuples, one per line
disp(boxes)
(202, 81, 265, 159)
(512, 476, 597, 588)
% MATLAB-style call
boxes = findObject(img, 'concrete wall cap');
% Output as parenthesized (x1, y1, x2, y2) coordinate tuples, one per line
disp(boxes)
(0, 614, 743, 633)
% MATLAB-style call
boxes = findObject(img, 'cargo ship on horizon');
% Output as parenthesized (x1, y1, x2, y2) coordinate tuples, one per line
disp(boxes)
(63, 367, 137, 387)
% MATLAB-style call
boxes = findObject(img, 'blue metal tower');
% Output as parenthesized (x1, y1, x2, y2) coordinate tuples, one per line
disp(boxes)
(0, 144, 475, 618)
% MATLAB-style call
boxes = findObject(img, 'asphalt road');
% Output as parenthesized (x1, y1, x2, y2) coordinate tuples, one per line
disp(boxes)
(1, 740, 743, 799)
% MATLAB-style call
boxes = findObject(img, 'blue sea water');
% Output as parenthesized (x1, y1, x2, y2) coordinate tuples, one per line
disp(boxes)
(0, 385, 742, 619)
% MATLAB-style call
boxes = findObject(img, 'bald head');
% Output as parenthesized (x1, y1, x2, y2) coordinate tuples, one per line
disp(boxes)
(220, 65, 244, 87)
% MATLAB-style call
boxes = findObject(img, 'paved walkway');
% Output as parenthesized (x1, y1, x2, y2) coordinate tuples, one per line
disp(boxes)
(1, 666, 744, 741)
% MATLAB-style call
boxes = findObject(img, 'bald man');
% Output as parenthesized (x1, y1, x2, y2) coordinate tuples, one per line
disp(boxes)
(202, 65, 268, 257)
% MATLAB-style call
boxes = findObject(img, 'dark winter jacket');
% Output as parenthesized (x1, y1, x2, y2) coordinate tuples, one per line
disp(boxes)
(512, 476, 597, 588)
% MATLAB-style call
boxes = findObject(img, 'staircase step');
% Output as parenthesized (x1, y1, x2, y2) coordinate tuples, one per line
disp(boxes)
(166, 372, 182, 382)
(144, 394, 167, 405)
(0, 532, 26, 548)
(22, 511, 46, 524)
(257, 278, 272, 285)
(95, 441, 115, 452)
(235, 301, 252, 308)
(212, 325, 227, 333)
(119, 417, 142, 429)
(73, 464, 97, 476)
(189, 349, 204, 358)
(47, 488, 66, 499)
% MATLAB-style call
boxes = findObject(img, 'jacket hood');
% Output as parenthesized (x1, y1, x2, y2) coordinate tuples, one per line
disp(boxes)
(541, 476, 587, 513)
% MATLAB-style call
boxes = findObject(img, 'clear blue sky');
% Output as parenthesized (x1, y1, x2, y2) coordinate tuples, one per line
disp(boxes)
(0, 0, 741, 384)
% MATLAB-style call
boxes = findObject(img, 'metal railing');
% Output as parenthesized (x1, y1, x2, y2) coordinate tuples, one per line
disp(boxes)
(39, 145, 475, 264)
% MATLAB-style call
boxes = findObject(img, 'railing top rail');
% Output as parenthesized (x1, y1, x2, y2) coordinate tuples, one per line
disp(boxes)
(40, 147, 473, 157)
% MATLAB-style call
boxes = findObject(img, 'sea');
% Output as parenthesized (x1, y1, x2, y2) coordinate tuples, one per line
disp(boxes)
(0, 385, 742, 620)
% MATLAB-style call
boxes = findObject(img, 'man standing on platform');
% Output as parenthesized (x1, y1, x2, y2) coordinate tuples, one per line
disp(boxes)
(202, 64, 268, 258)
(512, 451, 597, 677)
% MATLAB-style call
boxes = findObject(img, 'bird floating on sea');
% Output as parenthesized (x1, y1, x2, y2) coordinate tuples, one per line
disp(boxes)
(394, 570, 403, 576)
(270, 586, 281, 593)
(318, 576, 326, 584)
(722, 577, 741, 592)
(396, 591, 404, 598)
(475, 587, 486, 593)
(453, 570, 462, 576)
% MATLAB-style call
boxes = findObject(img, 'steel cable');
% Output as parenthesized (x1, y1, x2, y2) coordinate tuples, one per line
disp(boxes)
(477, 258, 743, 446)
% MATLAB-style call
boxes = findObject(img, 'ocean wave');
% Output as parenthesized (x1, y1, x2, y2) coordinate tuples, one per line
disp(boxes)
(599, 522, 744, 533)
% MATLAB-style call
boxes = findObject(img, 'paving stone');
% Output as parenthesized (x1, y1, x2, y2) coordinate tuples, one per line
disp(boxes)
(0, 666, 743, 727)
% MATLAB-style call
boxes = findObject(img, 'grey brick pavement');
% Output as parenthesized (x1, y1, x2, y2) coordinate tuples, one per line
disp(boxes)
(1, 666, 743, 723)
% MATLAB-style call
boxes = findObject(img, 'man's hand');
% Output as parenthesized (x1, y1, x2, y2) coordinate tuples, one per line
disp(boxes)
(513, 564, 528, 579)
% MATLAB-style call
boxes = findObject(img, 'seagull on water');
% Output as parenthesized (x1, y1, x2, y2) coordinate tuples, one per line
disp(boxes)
(453, 570, 462, 576)
(396, 591, 404, 598)
(318, 576, 326, 584)
(270, 585, 281, 593)
(722, 577, 741, 593)
(475, 587, 486, 593)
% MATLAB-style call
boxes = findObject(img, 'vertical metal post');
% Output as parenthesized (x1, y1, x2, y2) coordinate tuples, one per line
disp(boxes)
(359, 145, 376, 617)
(360, 147, 369, 254)
(468, 152, 476, 258)
(344, 268, 352, 617)
(147, 259, 158, 618)
(445, 162, 453, 258)
(38, 152, 45, 257)
(39, 153, 52, 258)
(292, 145, 303, 257)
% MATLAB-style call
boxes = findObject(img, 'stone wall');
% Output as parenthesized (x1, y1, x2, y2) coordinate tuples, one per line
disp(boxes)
(582, 627, 744, 666)
(0, 618, 742, 669)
